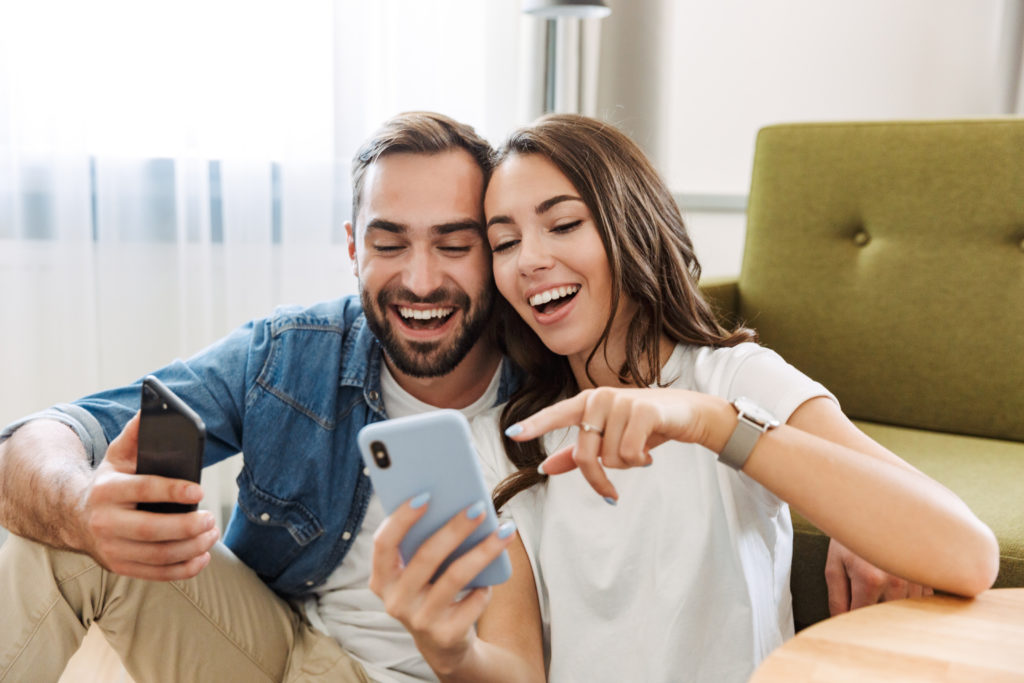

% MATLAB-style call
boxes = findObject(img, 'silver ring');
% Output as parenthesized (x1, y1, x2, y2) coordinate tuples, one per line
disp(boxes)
(580, 421, 604, 436)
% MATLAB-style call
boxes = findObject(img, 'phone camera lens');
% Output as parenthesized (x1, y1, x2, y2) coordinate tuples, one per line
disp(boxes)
(370, 441, 390, 469)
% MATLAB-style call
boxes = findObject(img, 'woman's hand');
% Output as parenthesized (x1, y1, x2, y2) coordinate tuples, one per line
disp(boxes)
(369, 494, 517, 678)
(505, 387, 730, 502)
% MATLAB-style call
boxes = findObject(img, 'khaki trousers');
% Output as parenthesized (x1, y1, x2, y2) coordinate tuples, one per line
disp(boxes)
(0, 535, 370, 683)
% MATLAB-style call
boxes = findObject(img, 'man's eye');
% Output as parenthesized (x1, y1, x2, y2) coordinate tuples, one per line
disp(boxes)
(439, 245, 472, 254)
(552, 220, 583, 234)
(373, 244, 403, 253)
(491, 240, 519, 254)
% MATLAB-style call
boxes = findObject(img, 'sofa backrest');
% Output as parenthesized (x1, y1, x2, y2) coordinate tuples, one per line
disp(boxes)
(740, 120, 1024, 442)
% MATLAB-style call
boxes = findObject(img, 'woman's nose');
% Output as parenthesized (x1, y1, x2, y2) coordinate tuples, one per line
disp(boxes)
(516, 232, 554, 275)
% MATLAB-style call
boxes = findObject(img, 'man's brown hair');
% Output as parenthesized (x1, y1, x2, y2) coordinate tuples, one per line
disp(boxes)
(350, 111, 494, 227)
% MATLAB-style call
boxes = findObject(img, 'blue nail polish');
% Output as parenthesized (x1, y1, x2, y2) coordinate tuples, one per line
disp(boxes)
(410, 492, 431, 509)
(603, 496, 618, 506)
(504, 424, 524, 437)
(497, 521, 517, 539)
(466, 500, 486, 519)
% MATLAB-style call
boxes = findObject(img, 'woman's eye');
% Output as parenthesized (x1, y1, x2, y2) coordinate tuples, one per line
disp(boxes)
(491, 239, 519, 254)
(552, 220, 583, 234)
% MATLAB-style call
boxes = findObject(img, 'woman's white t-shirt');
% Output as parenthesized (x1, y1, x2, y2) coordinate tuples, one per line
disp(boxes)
(471, 343, 834, 683)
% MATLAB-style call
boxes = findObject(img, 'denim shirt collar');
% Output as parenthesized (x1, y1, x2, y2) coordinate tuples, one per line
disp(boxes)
(338, 313, 520, 415)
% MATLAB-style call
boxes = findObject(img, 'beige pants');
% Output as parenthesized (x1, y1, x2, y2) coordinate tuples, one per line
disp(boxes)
(0, 535, 370, 683)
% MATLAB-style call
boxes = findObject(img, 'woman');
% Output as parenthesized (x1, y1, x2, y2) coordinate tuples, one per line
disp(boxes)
(369, 114, 998, 682)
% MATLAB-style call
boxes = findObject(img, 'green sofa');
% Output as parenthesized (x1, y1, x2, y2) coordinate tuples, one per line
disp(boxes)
(700, 119, 1024, 630)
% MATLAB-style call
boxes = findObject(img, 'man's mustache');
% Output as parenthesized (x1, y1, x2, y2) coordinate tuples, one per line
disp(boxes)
(377, 287, 469, 307)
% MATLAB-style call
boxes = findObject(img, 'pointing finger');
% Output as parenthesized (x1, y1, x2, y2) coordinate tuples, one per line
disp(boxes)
(504, 393, 587, 441)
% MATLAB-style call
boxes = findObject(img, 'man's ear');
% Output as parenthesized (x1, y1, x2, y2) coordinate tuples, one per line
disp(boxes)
(345, 221, 358, 276)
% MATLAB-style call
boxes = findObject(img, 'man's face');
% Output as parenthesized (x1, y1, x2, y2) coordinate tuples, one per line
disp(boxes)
(347, 149, 493, 378)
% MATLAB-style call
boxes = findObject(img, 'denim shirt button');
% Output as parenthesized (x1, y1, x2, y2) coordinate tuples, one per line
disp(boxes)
(363, 467, 370, 476)
(306, 580, 314, 587)
(260, 512, 271, 522)
(342, 531, 352, 541)
(368, 390, 380, 402)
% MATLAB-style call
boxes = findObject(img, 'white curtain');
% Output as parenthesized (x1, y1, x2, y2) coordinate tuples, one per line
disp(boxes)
(0, 0, 530, 523)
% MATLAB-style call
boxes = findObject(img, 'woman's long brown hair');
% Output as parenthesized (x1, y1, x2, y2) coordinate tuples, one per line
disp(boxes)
(491, 114, 756, 512)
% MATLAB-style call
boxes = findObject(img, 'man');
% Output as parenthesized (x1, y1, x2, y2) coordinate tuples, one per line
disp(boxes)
(0, 111, 923, 683)
(0, 111, 510, 682)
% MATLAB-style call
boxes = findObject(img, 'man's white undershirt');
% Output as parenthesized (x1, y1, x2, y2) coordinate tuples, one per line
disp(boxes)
(303, 357, 503, 683)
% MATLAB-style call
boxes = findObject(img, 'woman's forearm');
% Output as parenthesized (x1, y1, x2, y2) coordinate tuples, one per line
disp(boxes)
(739, 422, 999, 596)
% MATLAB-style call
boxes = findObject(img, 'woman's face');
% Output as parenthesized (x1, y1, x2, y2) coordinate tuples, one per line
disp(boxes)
(484, 153, 616, 361)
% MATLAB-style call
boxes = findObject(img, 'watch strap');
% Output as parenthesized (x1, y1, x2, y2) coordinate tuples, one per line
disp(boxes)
(718, 416, 764, 470)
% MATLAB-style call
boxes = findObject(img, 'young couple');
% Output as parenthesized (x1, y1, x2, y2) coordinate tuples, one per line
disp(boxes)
(365, 115, 998, 681)
(0, 111, 996, 683)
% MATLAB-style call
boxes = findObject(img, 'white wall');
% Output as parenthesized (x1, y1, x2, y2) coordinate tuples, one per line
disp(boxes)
(596, 0, 1022, 279)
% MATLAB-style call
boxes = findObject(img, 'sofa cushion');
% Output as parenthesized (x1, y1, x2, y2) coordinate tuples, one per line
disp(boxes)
(791, 420, 1024, 629)
(742, 120, 1024, 442)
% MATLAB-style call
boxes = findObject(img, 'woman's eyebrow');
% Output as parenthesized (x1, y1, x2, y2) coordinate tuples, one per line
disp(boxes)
(486, 194, 585, 229)
(536, 194, 584, 214)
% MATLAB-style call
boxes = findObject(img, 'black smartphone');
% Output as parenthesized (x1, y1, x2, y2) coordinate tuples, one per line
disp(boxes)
(135, 375, 206, 513)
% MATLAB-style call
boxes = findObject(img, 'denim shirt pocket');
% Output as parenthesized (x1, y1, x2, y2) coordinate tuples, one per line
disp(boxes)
(231, 468, 326, 582)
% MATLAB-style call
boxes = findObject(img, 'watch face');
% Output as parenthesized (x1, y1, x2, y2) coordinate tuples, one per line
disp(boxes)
(733, 397, 780, 428)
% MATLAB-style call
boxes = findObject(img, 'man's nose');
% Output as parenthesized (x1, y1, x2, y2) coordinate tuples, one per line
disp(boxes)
(403, 248, 445, 295)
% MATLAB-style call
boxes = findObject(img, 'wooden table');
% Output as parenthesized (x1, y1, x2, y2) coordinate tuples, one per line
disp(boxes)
(751, 588, 1024, 682)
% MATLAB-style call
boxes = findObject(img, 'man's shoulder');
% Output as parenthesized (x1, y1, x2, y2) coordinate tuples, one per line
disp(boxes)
(265, 295, 365, 335)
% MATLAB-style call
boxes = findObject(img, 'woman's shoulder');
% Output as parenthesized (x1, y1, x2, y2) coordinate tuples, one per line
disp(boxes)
(678, 342, 835, 421)
(665, 341, 774, 390)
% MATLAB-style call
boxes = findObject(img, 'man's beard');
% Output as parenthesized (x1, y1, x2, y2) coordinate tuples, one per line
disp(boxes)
(361, 282, 494, 379)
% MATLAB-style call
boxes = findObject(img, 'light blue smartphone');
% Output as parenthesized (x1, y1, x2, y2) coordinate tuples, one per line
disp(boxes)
(357, 410, 512, 588)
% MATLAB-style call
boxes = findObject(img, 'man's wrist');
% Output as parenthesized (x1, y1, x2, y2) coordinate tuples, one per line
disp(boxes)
(63, 474, 94, 553)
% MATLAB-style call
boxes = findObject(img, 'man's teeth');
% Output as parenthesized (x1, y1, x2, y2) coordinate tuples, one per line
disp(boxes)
(398, 307, 454, 320)
(529, 285, 580, 307)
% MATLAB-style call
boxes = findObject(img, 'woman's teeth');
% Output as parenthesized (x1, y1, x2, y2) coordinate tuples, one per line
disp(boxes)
(528, 285, 580, 307)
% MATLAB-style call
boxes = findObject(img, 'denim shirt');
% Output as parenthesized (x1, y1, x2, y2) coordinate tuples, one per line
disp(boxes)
(2, 295, 518, 597)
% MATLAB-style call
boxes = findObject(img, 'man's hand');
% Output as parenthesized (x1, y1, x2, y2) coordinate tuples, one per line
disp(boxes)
(77, 412, 219, 581)
(825, 538, 933, 615)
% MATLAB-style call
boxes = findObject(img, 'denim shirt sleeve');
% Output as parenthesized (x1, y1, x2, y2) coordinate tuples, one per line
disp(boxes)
(0, 404, 111, 467)
(2, 316, 274, 469)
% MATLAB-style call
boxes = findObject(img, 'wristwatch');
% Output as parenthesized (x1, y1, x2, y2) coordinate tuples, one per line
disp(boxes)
(718, 397, 780, 470)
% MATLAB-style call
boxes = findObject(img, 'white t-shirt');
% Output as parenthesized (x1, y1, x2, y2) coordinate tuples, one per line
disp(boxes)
(471, 343, 834, 683)
(303, 358, 503, 683)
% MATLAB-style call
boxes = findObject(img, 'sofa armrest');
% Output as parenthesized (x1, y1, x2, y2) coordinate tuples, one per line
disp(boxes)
(698, 276, 740, 324)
